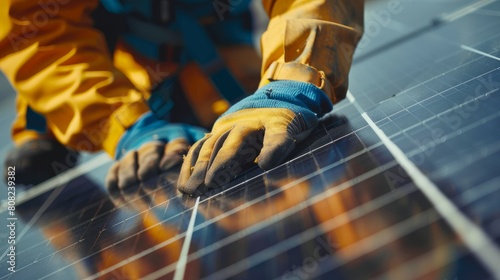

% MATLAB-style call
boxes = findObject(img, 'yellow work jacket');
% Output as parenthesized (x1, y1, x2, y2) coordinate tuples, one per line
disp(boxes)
(0, 0, 364, 157)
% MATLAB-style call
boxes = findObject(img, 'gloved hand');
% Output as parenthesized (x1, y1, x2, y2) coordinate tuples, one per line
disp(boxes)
(105, 112, 206, 195)
(177, 80, 333, 196)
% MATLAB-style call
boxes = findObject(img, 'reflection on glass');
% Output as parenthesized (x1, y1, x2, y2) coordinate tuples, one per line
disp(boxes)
(4, 116, 475, 280)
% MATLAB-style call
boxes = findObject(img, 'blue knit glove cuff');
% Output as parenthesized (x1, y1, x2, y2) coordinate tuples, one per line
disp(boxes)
(222, 80, 333, 126)
(115, 112, 207, 160)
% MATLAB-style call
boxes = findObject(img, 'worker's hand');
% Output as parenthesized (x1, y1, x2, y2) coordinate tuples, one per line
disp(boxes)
(178, 80, 333, 196)
(106, 113, 206, 196)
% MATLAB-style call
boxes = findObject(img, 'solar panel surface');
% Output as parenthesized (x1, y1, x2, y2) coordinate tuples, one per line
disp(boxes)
(1, 0, 500, 279)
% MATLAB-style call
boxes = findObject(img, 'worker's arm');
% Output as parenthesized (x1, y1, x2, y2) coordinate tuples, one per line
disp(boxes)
(178, 0, 364, 195)
(0, 0, 204, 191)
(0, 0, 149, 155)
(259, 0, 364, 102)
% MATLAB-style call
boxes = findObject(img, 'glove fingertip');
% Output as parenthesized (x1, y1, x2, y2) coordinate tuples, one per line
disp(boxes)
(178, 176, 206, 197)
(178, 157, 194, 190)
(205, 167, 231, 190)
(160, 153, 184, 171)
(257, 139, 296, 171)
(105, 163, 120, 194)
(177, 136, 208, 187)
(178, 161, 209, 196)
(160, 138, 188, 171)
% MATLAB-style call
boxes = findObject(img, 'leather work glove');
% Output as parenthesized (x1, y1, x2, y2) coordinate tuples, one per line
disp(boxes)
(106, 112, 206, 195)
(178, 80, 333, 196)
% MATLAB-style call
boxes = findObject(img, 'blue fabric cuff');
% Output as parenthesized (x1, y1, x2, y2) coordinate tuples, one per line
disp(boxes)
(222, 80, 333, 127)
(115, 112, 207, 160)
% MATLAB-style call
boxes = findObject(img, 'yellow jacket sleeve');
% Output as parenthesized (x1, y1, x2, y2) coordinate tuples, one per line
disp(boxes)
(0, 0, 363, 157)
(0, 0, 150, 156)
(260, 0, 364, 103)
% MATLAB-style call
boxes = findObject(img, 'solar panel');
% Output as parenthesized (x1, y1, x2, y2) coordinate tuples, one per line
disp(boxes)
(1, 0, 500, 279)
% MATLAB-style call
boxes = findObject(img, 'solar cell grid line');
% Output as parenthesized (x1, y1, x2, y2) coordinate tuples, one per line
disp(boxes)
(350, 23, 500, 113)
(370, 242, 467, 280)
(353, 0, 497, 67)
(366, 87, 499, 147)
(365, 58, 493, 117)
(311, 210, 447, 280)
(311, 146, 340, 188)
(407, 120, 500, 177)
(343, 9, 500, 273)
(456, 175, 500, 208)
(461, 45, 500, 62)
(400, 96, 500, 158)
(369, 86, 500, 179)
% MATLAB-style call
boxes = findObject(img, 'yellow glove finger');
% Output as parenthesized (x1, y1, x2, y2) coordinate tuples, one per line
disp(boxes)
(183, 130, 232, 195)
(205, 127, 264, 188)
(178, 132, 228, 195)
(137, 142, 164, 182)
(159, 138, 190, 172)
(117, 150, 139, 191)
(258, 112, 315, 170)
(106, 162, 134, 208)
(107, 141, 181, 194)
(105, 161, 121, 197)
(178, 136, 206, 191)
(257, 130, 296, 171)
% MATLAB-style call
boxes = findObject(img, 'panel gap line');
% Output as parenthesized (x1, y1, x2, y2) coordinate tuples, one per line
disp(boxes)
(346, 90, 356, 103)
(171, 196, 200, 280)
(440, 0, 497, 22)
(368, 241, 461, 280)
(360, 110, 500, 278)
(461, 44, 500, 61)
